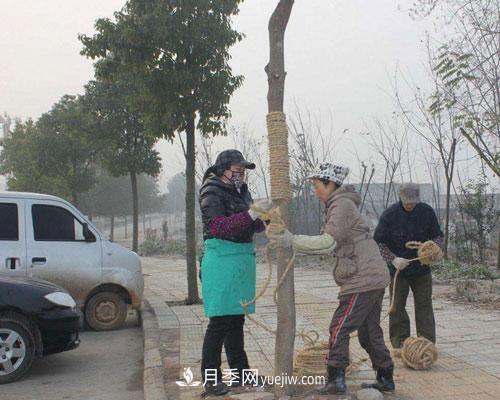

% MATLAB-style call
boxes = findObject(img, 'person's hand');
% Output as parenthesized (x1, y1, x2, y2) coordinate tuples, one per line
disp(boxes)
(393, 257, 411, 271)
(248, 199, 274, 220)
(272, 229, 294, 248)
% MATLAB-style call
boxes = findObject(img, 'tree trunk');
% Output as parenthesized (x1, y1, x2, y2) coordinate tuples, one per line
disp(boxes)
(444, 177, 452, 259)
(110, 215, 115, 242)
(443, 138, 457, 259)
(185, 116, 200, 304)
(497, 228, 500, 271)
(142, 213, 147, 237)
(124, 215, 128, 239)
(130, 171, 139, 252)
(266, 1, 295, 397)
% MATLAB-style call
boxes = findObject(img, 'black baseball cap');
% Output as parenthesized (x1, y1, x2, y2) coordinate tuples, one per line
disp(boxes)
(214, 149, 256, 169)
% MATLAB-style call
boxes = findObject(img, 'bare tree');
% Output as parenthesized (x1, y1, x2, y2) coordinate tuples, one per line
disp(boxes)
(196, 134, 215, 182)
(394, 39, 462, 259)
(410, 0, 500, 177)
(265, 1, 295, 396)
(288, 106, 342, 233)
(365, 116, 410, 217)
(231, 125, 270, 198)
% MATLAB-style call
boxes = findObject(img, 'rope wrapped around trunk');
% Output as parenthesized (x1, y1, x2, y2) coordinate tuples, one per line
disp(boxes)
(266, 112, 292, 202)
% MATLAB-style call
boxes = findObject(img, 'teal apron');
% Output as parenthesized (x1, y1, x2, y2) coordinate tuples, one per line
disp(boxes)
(201, 238, 256, 317)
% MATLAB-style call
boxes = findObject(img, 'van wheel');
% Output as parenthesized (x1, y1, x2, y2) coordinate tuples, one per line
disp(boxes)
(85, 291, 128, 331)
(0, 315, 37, 384)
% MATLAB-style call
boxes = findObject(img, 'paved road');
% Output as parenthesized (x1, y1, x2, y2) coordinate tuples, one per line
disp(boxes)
(144, 256, 500, 400)
(2, 311, 143, 400)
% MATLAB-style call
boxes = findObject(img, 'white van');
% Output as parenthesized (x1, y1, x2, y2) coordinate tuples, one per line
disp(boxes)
(0, 192, 143, 331)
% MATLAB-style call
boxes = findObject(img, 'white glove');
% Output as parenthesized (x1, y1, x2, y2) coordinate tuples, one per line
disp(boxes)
(393, 257, 411, 271)
(273, 229, 294, 248)
(248, 199, 274, 220)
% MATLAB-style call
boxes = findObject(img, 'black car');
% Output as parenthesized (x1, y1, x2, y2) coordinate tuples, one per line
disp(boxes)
(0, 275, 82, 384)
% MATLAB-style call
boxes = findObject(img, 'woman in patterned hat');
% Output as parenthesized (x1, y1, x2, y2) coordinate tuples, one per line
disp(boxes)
(277, 162, 395, 394)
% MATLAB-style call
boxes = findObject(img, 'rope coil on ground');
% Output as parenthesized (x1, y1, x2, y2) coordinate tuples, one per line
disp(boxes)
(293, 342, 365, 377)
(401, 336, 438, 370)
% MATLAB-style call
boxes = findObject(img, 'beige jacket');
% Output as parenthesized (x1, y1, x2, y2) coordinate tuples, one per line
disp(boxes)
(323, 185, 389, 296)
(293, 185, 389, 297)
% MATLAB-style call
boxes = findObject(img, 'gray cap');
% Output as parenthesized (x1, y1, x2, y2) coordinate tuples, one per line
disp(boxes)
(399, 183, 420, 203)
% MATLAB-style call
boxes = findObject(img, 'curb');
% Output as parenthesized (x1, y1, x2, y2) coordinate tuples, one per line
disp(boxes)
(141, 300, 168, 400)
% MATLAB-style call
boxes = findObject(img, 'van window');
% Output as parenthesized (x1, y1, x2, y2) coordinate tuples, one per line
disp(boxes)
(32, 204, 86, 241)
(0, 203, 19, 241)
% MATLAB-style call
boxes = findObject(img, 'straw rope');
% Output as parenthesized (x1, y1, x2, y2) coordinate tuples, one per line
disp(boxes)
(400, 336, 438, 370)
(240, 206, 295, 335)
(389, 240, 443, 314)
(266, 112, 292, 202)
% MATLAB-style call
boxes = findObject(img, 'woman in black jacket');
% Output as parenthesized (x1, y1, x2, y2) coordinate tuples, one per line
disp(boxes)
(199, 149, 271, 396)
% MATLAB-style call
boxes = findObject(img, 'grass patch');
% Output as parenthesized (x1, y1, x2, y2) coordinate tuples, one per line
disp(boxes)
(139, 238, 187, 256)
(432, 259, 499, 280)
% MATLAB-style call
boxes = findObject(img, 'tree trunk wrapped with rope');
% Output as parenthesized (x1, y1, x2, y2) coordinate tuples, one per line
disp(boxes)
(266, 0, 295, 397)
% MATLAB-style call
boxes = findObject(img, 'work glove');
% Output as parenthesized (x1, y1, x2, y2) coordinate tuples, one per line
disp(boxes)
(248, 199, 274, 220)
(393, 257, 411, 271)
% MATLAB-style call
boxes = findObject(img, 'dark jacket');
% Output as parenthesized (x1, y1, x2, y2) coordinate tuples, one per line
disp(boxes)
(199, 174, 256, 243)
(374, 202, 443, 279)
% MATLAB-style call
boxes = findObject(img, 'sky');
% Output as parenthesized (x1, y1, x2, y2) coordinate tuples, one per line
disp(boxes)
(1, 0, 444, 191)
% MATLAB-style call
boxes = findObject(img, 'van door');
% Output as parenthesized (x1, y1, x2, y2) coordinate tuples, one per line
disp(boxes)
(25, 200, 102, 308)
(0, 200, 26, 277)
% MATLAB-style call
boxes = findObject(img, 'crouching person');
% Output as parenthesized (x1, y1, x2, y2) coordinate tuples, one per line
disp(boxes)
(277, 162, 395, 394)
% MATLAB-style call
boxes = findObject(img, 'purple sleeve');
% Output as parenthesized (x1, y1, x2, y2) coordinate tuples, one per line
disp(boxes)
(378, 242, 396, 264)
(253, 218, 266, 233)
(208, 211, 255, 239)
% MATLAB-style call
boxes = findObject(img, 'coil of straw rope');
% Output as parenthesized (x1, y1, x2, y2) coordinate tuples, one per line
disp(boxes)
(389, 240, 443, 314)
(400, 336, 438, 370)
(293, 342, 366, 377)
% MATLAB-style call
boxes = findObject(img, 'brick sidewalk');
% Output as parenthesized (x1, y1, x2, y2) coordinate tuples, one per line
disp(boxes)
(142, 256, 500, 400)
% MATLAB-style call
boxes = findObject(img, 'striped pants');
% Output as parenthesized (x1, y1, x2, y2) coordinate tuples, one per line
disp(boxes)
(327, 289, 393, 370)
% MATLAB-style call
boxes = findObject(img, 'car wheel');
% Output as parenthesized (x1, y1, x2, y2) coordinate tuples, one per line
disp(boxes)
(0, 315, 37, 384)
(85, 291, 128, 331)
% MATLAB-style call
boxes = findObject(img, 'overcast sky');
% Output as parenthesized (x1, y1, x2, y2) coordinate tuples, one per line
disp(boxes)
(1, 0, 440, 190)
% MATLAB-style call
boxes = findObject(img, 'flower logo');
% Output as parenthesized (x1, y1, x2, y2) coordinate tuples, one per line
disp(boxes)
(176, 367, 202, 387)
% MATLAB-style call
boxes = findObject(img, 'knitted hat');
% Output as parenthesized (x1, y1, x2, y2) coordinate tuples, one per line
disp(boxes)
(308, 162, 350, 186)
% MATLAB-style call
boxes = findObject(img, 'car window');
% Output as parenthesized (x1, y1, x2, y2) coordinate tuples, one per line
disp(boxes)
(0, 203, 19, 241)
(32, 204, 86, 241)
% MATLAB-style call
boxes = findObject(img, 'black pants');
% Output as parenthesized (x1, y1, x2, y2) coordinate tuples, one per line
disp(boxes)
(389, 273, 435, 348)
(201, 315, 249, 383)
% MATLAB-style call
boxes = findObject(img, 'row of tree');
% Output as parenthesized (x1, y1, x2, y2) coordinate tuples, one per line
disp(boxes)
(1, 0, 247, 304)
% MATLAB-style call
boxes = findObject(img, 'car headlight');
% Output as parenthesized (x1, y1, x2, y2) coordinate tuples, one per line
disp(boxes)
(44, 292, 77, 308)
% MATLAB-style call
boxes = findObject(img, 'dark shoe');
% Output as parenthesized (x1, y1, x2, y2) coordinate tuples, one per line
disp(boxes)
(230, 371, 266, 388)
(203, 382, 230, 396)
(361, 366, 395, 392)
(318, 366, 346, 395)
